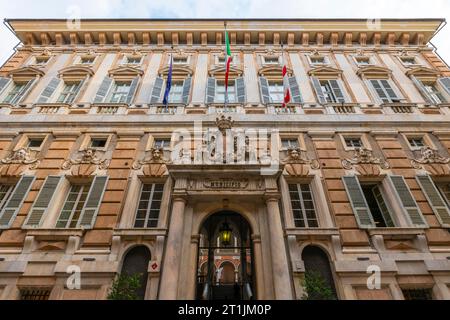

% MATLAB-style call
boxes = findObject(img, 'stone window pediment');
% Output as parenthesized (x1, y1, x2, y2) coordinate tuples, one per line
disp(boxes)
(8, 66, 44, 80)
(58, 66, 94, 81)
(209, 65, 243, 80)
(108, 66, 144, 79)
(356, 66, 392, 79)
(258, 65, 292, 78)
(158, 65, 193, 80)
(307, 66, 343, 78)
(405, 67, 440, 79)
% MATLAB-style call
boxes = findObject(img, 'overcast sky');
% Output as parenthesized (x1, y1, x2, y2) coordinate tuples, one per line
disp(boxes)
(1, 0, 449, 66)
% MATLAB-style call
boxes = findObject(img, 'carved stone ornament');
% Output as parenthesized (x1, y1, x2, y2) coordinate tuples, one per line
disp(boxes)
(411, 146, 450, 169)
(0, 148, 40, 170)
(216, 115, 234, 133)
(282, 148, 320, 169)
(132, 148, 167, 170)
(62, 148, 110, 171)
(342, 147, 390, 170)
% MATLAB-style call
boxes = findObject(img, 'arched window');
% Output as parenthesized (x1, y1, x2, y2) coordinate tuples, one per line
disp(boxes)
(121, 246, 151, 300)
(302, 246, 337, 299)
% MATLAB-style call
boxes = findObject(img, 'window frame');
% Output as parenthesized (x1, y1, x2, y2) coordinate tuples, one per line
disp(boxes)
(308, 54, 329, 66)
(107, 80, 132, 104)
(215, 80, 237, 103)
(55, 182, 91, 229)
(133, 183, 165, 228)
(0, 184, 14, 213)
(56, 81, 84, 104)
(288, 182, 319, 228)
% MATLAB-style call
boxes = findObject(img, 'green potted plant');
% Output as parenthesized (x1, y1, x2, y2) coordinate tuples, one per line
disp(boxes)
(301, 270, 336, 300)
(107, 273, 142, 300)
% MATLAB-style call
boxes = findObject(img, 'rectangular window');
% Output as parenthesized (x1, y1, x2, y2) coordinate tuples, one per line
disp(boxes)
(80, 56, 95, 65)
(289, 184, 318, 228)
(109, 81, 131, 103)
(345, 138, 363, 149)
(56, 184, 90, 228)
(90, 138, 108, 149)
(360, 184, 394, 228)
(408, 138, 425, 148)
(153, 138, 171, 150)
(423, 82, 446, 104)
(27, 138, 44, 149)
(215, 81, 236, 103)
(355, 56, 371, 65)
(20, 289, 51, 300)
(263, 56, 280, 65)
(3, 81, 29, 104)
(310, 56, 326, 65)
(35, 56, 50, 66)
(268, 81, 284, 103)
(369, 79, 401, 103)
(134, 183, 164, 228)
(57, 81, 82, 104)
(320, 80, 345, 103)
(168, 81, 184, 103)
(126, 56, 142, 65)
(437, 183, 450, 209)
(0, 184, 14, 212)
(402, 289, 433, 300)
(400, 56, 418, 66)
(281, 138, 299, 149)
(173, 57, 188, 65)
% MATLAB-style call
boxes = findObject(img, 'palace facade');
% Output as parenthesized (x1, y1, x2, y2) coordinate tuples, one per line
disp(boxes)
(0, 19, 450, 300)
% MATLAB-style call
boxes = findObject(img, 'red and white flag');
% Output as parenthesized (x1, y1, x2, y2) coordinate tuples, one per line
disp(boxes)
(282, 58, 291, 108)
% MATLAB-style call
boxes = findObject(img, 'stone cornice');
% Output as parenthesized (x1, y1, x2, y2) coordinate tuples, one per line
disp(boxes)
(6, 19, 443, 47)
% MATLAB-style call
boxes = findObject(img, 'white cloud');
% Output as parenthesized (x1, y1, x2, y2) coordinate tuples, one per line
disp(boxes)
(0, 0, 449, 66)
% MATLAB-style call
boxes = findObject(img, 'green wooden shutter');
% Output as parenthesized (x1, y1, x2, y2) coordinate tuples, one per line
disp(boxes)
(0, 176, 35, 228)
(182, 76, 192, 105)
(94, 76, 113, 103)
(416, 175, 450, 227)
(24, 176, 62, 227)
(78, 176, 109, 229)
(259, 76, 270, 104)
(0, 77, 11, 95)
(206, 77, 216, 104)
(125, 77, 139, 104)
(37, 77, 61, 103)
(438, 77, 450, 96)
(288, 76, 302, 103)
(389, 175, 427, 227)
(342, 176, 376, 228)
(235, 77, 246, 103)
(329, 79, 346, 103)
(150, 77, 164, 103)
(411, 76, 434, 105)
(311, 77, 327, 105)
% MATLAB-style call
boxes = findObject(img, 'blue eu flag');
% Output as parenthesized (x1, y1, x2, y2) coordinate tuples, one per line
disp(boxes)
(163, 55, 173, 106)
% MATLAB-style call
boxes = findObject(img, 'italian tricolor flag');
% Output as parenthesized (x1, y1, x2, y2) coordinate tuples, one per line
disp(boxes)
(224, 28, 232, 94)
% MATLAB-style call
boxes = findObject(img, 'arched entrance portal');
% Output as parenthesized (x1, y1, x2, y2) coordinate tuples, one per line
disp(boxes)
(196, 211, 254, 300)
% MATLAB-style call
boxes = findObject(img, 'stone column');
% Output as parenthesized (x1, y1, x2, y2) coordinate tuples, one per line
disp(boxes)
(251, 234, 265, 300)
(159, 193, 187, 299)
(265, 195, 294, 300)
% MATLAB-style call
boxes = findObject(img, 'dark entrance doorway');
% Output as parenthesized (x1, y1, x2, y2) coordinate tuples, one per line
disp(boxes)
(121, 246, 151, 300)
(196, 211, 254, 300)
